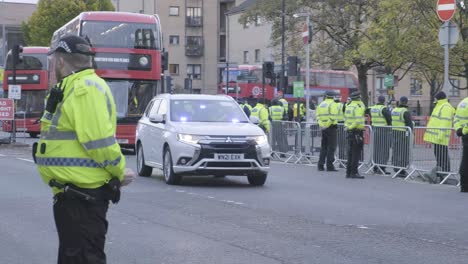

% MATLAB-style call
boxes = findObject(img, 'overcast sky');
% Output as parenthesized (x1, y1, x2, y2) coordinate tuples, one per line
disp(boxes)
(4, 0, 38, 4)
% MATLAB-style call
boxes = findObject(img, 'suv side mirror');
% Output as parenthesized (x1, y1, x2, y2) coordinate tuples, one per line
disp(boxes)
(149, 114, 165, 124)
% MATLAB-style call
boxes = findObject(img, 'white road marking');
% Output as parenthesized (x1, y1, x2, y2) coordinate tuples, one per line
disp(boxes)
(175, 189, 185, 193)
(0, 154, 5, 157)
(17, 158, 34, 163)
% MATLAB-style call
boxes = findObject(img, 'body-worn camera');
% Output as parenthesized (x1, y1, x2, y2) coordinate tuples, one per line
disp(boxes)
(45, 85, 64, 114)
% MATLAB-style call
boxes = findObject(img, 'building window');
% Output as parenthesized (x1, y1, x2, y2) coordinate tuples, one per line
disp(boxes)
(169, 35, 179, 45)
(187, 64, 202, 79)
(375, 76, 385, 91)
(243, 51, 249, 63)
(255, 14, 262, 26)
(255, 49, 261, 63)
(449, 78, 460, 97)
(410, 78, 423, 96)
(186, 7, 203, 26)
(169, 64, 179, 76)
(169, 6, 179, 16)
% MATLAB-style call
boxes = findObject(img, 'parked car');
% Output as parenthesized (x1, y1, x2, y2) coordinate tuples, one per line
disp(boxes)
(135, 94, 271, 186)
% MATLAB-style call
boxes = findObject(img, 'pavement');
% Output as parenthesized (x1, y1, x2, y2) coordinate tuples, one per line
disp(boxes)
(1, 138, 468, 263)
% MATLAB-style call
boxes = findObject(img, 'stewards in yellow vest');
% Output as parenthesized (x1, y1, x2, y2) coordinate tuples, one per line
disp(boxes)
(369, 95, 392, 174)
(251, 99, 270, 133)
(391, 96, 413, 177)
(35, 35, 133, 263)
(269, 99, 288, 154)
(277, 90, 289, 114)
(344, 91, 365, 178)
(455, 95, 468, 192)
(423, 92, 454, 178)
(269, 100, 286, 121)
(316, 91, 339, 171)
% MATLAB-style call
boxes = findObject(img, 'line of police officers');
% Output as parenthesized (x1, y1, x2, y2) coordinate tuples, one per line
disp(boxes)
(243, 89, 468, 192)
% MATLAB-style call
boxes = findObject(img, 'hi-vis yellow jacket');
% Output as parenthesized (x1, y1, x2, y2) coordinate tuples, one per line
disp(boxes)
(423, 99, 454, 146)
(36, 69, 125, 193)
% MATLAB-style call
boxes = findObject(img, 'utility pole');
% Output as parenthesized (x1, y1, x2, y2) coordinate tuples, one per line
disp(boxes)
(280, 0, 285, 93)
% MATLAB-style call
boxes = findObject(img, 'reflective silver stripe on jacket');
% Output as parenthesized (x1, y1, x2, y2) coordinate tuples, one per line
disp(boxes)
(83, 136, 117, 151)
(85, 79, 112, 120)
(36, 156, 121, 168)
(41, 131, 77, 140)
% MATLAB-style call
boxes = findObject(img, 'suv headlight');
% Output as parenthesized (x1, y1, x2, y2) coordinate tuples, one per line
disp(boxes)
(177, 134, 204, 145)
(253, 135, 268, 145)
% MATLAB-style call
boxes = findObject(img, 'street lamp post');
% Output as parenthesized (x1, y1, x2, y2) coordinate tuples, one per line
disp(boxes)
(293, 13, 311, 122)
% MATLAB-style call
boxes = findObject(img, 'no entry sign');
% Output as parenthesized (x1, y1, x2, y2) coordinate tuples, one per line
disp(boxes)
(0, 99, 14, 120)
(437, 0, 456, 22)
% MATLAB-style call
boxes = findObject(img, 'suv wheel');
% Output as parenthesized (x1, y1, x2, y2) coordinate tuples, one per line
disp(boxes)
(247, 172, 267, 186)
(137, 143, 153, 177)
(163, 147, 182, 185)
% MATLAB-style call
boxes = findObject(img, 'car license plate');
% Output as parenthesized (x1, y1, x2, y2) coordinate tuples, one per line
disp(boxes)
(214, 154, 244, 160)
(116, 138, 129, 144)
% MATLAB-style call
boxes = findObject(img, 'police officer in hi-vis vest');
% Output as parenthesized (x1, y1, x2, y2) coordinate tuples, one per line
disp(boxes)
(344, 91, 365, 179)
(423, 91, 455, 183)
(35, 35, 135, 263)
(391, 96, 413, 177)
(334, 95, 346, 164)
(316, 91, 339, 171)
(455, 95, 468, 192)
(369, 95, 392, 174)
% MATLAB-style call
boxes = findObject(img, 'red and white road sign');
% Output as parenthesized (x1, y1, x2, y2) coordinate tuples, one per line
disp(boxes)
(302, 24, 309, 45)
(0, 98, 14, 120)
(437, 0, 456, 22)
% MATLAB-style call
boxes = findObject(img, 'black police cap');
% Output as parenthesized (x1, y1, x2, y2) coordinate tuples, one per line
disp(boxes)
(349, 91, 361, 99)
(48, 35, 95, 56)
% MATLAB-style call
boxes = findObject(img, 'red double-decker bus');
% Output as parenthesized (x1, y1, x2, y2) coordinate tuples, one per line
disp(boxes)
(51, 11, 163, 150)
(219, 66, 359, 103)
(2, 47, 49, 138)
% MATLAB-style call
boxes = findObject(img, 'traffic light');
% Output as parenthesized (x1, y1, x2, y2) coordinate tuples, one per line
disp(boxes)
(263, 61, 274, 79)
(287, 56, 299, 76)
(161, 50, 169, 71)
(166, 76, 174, 93)
(308, 26, 313, 44)
(12, 44, 23, 67)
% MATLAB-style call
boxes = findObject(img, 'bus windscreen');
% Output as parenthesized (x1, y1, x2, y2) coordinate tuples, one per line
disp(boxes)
(81, 21, 160, 50)
(6, 53, 48, 70)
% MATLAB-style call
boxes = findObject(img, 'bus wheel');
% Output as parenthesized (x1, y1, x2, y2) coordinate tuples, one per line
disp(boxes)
(29, 132, 39, 138)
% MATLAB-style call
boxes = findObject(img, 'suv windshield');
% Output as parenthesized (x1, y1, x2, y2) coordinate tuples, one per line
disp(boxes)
(170, 99, 248, 123)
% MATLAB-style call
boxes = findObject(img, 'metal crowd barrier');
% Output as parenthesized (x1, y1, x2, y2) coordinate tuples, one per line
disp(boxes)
(406, 127, 461, 185)
(296, 122, 322, 164)
(270, 121, 302, 163)
(365, 126, 413, 178)
(335, 124, 373, 170)
(269, 121, 462, 186)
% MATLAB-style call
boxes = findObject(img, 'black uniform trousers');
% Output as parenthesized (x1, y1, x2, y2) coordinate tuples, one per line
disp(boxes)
(392, 130, 410, 169)
(318, 125, 337, 168)
(53, 192, 109, 264)
(346, 129, 364, 176)
(433, 144, 450, 172)
(460, 136, 468, 190)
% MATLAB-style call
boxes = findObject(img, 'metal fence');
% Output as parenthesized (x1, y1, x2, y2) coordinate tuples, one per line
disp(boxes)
(407, 127, 461, 184)
(269, 121, 462, 186)
(364, 126, 414, 178)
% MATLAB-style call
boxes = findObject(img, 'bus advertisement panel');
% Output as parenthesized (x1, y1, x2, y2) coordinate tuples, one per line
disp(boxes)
(51, 11, 163, 149)
(2, 47, 49, 138)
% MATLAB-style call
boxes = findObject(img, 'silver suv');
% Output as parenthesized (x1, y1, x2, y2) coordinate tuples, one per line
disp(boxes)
(135, 94, 271, 186)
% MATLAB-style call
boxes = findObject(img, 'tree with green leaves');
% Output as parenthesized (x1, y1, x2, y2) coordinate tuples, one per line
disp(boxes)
(242, 0, 382, 106)
(22, 0, 114, 46)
